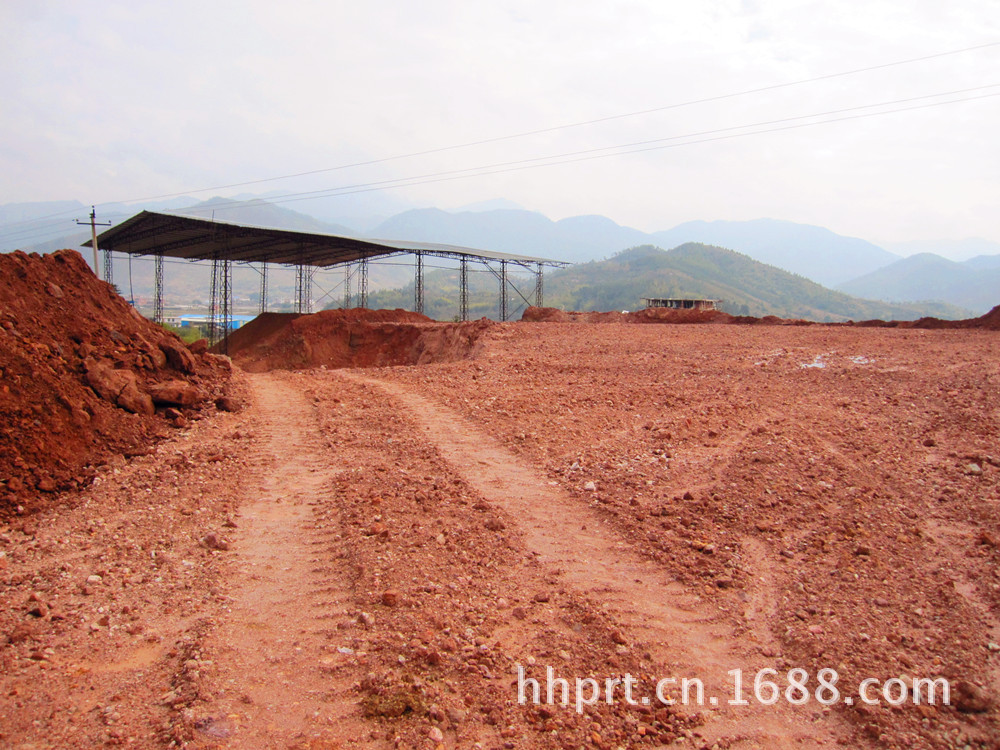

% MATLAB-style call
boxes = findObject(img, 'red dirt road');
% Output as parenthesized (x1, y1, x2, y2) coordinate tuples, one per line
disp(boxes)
(2, 322, 999, 749)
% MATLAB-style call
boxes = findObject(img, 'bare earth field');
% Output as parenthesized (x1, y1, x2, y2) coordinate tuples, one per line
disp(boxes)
(2, 322, 999, 750)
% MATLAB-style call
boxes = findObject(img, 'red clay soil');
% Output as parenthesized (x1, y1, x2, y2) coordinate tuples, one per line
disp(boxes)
(367, 322, 1000, 748)
(223, 309, 494, 372)
(1, 319, 999, 748)
(0, 249, 232, 517)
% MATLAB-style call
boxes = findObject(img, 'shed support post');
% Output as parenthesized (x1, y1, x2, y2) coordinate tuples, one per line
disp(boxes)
(359, 258, 369, 309)
(259, 262, 268, 314)
(103, 249, 114, 287)
(209, 258, 218, 344)
(209, 256, 232, 352)
(220, 257, 231, 354)
(534, 262, 543, 308)
(459, 256, 469, 322)
(153, 252, 164, 324)
(295, 264, 312, 314)
(414, 252, 424, 315)
(499, 259, 509, 322)
(343, 264, 352, 309)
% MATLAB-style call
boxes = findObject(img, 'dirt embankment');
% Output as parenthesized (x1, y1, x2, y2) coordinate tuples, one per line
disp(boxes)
(524, 304, 1000, 329)
(223, 309, 493, 372)
(0, 249, 233, 515)
(523, 306, 808, 325)
(852, 304, 1000, 330)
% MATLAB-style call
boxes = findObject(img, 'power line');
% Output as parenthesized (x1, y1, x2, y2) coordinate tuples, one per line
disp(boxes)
(2, 40, 996, 243)
(168, 84, 1000, 214)
(4, 85, 995, 250)
(116, 41, 1000, 204)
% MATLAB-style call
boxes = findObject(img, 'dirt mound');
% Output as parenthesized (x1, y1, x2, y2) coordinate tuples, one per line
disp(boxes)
(0, 249, 231, 515)
(852, 304, 1000, 330)
(224, 309, 493, 372)
(977, 304, 1000, 329)
(521, 307, 623, 323)
(627, 306, 733, 324)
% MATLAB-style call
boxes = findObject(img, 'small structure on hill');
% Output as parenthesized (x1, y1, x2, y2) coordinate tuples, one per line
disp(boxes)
(642, 297, 719, 310)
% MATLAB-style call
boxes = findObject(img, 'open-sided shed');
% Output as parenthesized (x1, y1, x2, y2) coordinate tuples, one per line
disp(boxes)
(85, 210, 569, 347)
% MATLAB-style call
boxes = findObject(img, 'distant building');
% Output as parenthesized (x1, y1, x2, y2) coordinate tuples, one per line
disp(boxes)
(642, 298, 719, 310)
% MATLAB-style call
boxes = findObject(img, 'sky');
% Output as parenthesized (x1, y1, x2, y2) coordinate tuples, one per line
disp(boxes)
(1, 0, 998, 246)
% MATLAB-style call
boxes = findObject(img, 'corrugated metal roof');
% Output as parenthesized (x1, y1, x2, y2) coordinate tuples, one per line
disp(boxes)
(84, 210, 568, 267)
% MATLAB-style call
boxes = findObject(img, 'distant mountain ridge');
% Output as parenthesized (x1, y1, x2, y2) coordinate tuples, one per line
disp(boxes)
(370, 209, 904, 287)
(366, 244, 973, 323)
(370, 207, 648, 263)
(881, 237, 1000, 262)
(649, 218, 900, 287)
(544, 244, 970, 322)
(837, 253, 1000, 314)
(4, 197, 998, 313)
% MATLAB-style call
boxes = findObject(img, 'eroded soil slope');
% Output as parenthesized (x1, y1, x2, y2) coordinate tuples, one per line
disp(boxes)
(0, 250, 233, 516)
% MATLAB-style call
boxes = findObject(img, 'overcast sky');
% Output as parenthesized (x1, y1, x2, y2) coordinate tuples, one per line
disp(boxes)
(1, 0, 997, 245)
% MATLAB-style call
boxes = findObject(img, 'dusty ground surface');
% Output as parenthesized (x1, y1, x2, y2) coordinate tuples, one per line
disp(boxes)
(2, 321, 999, 749)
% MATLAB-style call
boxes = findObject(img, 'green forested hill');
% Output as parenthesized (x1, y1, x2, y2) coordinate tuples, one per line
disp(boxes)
(356, 244, 974, 322)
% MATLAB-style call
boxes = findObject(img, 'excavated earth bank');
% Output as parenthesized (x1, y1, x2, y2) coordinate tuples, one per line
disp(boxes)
(0, 250, 233, 516)
(222, 309, 493, 372)
(523, 305, 1000, 329)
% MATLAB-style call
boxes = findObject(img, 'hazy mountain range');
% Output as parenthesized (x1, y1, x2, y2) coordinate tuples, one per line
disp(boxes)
(367, 244, 971, 323)
(2, 195, 998, 317)
(837, 253, 1000, 313)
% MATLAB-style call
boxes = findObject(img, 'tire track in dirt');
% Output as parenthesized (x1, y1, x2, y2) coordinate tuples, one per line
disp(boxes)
(196, 374, 378, 749)
(344, 372, 847, 749)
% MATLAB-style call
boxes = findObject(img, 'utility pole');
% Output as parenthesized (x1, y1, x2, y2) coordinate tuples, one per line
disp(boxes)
(78, 207, 111, 281)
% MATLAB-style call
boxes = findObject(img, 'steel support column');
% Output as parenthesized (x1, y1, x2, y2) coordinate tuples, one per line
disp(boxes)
(414, 252, 424, 314)
(153, 252, 164, 324)
(534, 262, 544, 308)
(459, 256, 469, 321)
(259, 262, 268, 314)
(103, 249, 114, 287)
(209, 257, 218, 344)
(499, 259, 509, 322)
(220, 257, 232, 354)
(359, 257, 369, 309)
(295, 263, 312, 313)
(343, 264, 352, 309)
(209, 255, 232, 351)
